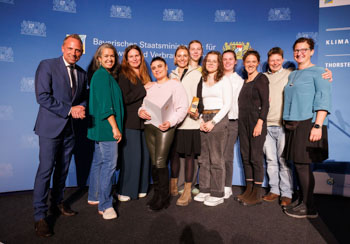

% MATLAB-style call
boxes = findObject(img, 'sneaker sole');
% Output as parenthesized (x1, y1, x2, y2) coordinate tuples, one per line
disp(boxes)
(194, 197, 208, 202)
(224, 193, 232, 199)
(103, 215, 118, 220)
(203, 200, 224, 207)
(88, 201, 99, 205)
(284, 211, 307, 219)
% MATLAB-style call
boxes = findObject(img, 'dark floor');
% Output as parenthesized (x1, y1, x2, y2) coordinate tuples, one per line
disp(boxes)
(0, 186, 349, 244)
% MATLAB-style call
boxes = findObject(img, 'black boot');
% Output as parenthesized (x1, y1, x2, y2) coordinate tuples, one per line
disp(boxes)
(147, 166, 159, 206)
(149, 167, 170, 211)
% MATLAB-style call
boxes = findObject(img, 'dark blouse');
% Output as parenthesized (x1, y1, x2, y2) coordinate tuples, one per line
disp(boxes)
(238, 73, 269, 122)
(118, 73, 147, 130)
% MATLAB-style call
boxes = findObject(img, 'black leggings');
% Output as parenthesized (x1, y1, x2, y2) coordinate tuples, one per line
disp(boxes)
(144, 124, 175, 169)
(294, 162, 315, 209)
(170, 147, 195, 183)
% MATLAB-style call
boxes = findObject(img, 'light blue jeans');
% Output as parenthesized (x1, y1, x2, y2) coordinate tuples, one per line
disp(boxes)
(88, 141, 118, 211)
(263, 126, 293, 198)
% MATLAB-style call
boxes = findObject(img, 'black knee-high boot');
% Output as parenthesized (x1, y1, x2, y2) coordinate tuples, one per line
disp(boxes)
(149, 167, 170, 211)
(147, 166, 159, 206)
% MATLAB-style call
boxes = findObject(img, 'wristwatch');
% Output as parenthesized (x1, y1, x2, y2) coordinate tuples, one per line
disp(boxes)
(313, 123, 321, 129)
(211, 120, 216, 126)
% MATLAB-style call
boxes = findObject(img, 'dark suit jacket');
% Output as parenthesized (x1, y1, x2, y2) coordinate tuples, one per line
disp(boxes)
(34, 56, 87, 138)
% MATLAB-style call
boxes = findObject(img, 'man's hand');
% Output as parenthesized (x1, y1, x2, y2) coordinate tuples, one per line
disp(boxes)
(71, 105, 85, 119)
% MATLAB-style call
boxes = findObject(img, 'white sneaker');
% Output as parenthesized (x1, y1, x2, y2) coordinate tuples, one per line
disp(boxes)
(138, 193, 147, 198)
(224, 187, 233, 199)
(204, 196, 224, 206)
(87, 200, 99, 205)
(118, 195, 131, 202)
(102, 207, 117, 220)
(193, 192, 210, 202)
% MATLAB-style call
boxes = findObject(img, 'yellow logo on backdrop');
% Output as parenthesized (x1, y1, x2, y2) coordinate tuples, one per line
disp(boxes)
(66, 34, 87, 54)
(222, 42, 251, 60)
(324, 0, 333, 4)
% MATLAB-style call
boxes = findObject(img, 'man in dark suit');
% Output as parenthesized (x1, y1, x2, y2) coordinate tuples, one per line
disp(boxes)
(33, 34, 88, 237)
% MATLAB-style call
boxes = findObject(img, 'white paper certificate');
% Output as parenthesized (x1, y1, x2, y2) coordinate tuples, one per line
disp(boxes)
(144, 95, 173, 127)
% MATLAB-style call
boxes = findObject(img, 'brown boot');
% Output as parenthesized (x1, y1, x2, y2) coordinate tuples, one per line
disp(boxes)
(241, 184, 263, 206)
(176, 182, 192, 206)
(170, 178, 178, 196)
(234, 181, 253, 202)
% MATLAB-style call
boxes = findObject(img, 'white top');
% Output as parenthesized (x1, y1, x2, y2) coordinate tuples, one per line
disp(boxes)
(169, 66, 202, 129)
(62, 57, 77, 88)
(226, 72, 244, 120)
(202, 75, 232, 124)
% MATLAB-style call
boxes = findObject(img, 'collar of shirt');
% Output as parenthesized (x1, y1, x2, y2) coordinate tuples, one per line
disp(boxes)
(62, 57, 76, 88)
(267, 67, 283, 74)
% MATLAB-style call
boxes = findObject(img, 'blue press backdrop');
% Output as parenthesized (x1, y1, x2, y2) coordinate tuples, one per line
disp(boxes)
(0, 0, 348, 192)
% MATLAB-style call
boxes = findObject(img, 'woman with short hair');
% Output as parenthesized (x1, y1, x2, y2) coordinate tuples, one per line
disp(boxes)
(283, 38, 331, 218)
(138, 57, 188, 211)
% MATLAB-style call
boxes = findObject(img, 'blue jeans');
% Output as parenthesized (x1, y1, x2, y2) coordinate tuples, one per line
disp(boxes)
(88, 141, 118, 211)
(263, 126, 293, 198)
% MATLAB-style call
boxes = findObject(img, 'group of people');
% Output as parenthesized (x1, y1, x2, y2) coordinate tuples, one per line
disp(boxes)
(32, 34, 332, 237)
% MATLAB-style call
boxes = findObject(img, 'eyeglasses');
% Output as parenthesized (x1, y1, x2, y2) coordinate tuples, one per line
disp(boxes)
(293, 48, 311, 54)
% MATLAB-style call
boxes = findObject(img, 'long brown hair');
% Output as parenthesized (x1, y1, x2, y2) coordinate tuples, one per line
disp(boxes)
(202, 51, 224, 82)
(121, 45, 150, 85)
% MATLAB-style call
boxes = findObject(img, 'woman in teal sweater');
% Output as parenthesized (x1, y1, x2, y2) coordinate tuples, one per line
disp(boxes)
(87, 43, 124, 220)
(283, 38, 331, 219)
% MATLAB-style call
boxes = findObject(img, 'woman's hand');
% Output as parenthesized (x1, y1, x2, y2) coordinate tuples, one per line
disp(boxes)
(322, 68, 333, 82)
(112, 127, 122, 143)
(309, 127, 322, 142)
(253, 119, 263, 137)
(138, 109, 151, 120)
(159, 121, 170, 131)
(199, 121, 206, 132)
(200, 120, 214, 132)
(188, 107, 199, 120)
(144, 82, 154, 90)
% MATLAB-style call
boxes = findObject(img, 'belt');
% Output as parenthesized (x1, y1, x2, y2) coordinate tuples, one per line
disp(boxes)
(202, 109, 220, 114)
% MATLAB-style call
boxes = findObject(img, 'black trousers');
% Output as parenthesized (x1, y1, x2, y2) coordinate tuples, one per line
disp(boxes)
(238, 115, 266, 183)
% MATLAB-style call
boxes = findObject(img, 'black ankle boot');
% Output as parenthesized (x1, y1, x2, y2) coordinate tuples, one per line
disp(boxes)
(147, 166, 159, 206)
(149, 167, 170, 211)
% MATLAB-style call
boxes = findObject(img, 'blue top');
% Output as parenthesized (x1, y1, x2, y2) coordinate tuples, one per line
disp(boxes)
(283, 66, 331, 124)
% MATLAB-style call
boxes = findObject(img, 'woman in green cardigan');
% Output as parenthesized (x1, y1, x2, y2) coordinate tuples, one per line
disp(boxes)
(87, 43, 124, 220)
